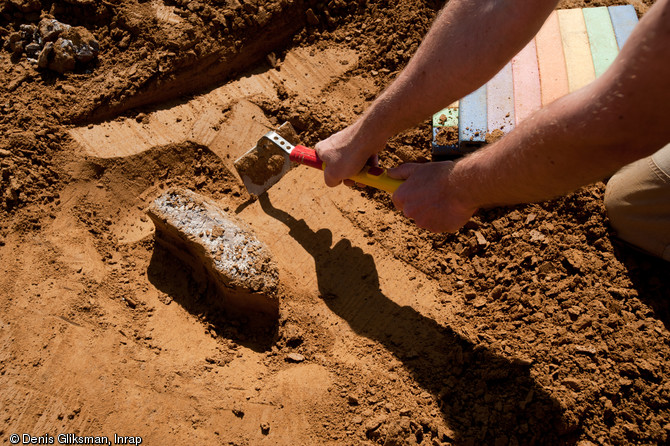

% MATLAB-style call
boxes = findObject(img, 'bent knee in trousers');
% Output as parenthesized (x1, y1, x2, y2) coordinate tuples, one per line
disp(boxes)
(605, 144, 670, 261)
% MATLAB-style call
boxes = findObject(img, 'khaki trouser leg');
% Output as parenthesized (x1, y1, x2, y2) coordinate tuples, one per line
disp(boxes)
(604, 144, 670, 261)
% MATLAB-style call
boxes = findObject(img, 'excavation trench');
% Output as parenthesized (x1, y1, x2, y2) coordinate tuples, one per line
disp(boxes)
(69, 2, 330, 124)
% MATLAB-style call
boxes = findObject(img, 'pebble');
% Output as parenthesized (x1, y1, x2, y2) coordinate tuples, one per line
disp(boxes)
(364, 415, 386, 433)
(305, 8, 319, 25)
(529, 229, 546, 243)
(473, 296, 487, 308)
(286, 352, 305, 363)
(39, 18, 70, 42)
(575, 345, 597, 356)
(563, 377, 583, 391)
(260, 421, 270, 435)
(490, 285, 505, 299)
(474, 230, 487, 246)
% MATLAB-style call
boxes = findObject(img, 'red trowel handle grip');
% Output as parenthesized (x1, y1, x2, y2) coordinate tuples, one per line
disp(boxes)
(289, 145, 403, 194)
(290, 145, 325, 170)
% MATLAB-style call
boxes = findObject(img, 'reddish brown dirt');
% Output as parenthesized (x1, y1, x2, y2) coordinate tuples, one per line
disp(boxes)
(1, 1, 668, 446)
(435, 126, 459, 147)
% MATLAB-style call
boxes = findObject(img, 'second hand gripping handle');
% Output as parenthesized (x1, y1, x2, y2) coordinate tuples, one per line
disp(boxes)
(289, 145, 404, 194)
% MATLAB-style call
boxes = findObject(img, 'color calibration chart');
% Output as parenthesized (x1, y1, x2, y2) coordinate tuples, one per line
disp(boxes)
(431, 5, 639, 159)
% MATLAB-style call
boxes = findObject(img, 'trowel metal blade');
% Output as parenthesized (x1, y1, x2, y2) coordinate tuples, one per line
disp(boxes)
(233, 122, 300, 197)
(236, 140, 292, 196)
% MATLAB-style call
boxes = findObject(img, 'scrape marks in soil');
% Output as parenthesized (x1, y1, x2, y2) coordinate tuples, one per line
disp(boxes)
(68, 46, 359, 165)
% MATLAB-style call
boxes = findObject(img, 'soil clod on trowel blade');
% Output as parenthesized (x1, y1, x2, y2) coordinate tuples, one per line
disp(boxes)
(234, 122, 301, 197)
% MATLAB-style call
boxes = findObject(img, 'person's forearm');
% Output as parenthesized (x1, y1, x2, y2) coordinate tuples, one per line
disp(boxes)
(359, 0, 558, 143)
(451, 0, 670, 210)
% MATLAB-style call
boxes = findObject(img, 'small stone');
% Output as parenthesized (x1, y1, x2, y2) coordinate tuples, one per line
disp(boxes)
(574, 345, 596, 356)
(286, 352, 305, 363)
(64, 26, 99, 63)
(305, 8, 319, 25)
(6, 32, 23, 55)
(48, 38, 76, 73)
(563, 377, 582, 391)
(39, 18, 70, 42)
(232, 407, 244, 418)
(473, 296, 487, 308)
(347, 395, 359, 406)
(37, 42, 54, 69)
(364, 415, 385, 434)
(515, 356, 534, 367)
(24, 42, 41, 58)
(123, 296, 137, 308)
(490, 285, 505, 299)
(260, 421, 270, 435)
(529, 229, 546, 243)
(266, 52, 277, 68)
(474, 230, 487, 246)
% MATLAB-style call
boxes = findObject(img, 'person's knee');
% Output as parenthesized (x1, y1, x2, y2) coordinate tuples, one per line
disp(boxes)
(604, 149, 670, 261)
(604, 166, 632, 230)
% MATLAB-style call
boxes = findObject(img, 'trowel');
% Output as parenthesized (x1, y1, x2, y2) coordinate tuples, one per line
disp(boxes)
(234, 122, 404, 197)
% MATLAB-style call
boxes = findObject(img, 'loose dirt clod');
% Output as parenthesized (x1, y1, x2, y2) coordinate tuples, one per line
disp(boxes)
(434, 126, 459, 147)
(234, 121, 301, 196)
(147, 188, 279, 319)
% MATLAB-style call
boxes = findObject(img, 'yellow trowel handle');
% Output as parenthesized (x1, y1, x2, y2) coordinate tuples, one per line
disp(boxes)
(348, 166, 404, 194)
(291, 145, 404, 194)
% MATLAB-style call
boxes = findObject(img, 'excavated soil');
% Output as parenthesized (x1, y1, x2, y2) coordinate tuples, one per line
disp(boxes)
(1, 1, 668, 446)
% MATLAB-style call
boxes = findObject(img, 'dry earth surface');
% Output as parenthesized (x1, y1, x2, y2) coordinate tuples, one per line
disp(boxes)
(1, 0, 669, 445)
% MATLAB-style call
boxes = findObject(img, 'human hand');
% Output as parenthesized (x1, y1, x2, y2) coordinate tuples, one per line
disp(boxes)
(388, 162, 478, 233)
(315, 120, 386, 188)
